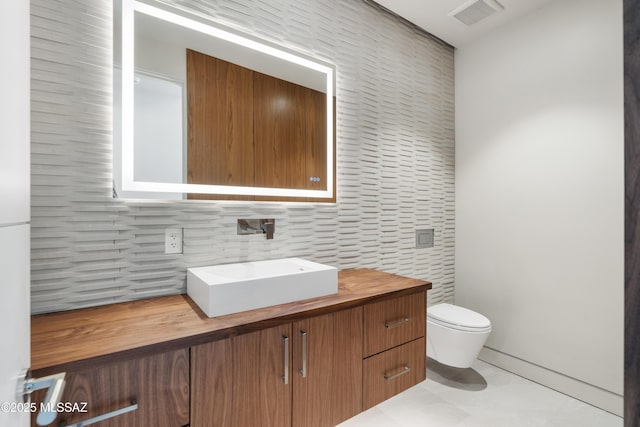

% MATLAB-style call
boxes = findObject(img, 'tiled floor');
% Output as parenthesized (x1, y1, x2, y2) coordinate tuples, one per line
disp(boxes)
(338, 359, 622, 427)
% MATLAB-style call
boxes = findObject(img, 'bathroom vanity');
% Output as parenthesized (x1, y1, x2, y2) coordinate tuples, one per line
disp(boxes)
(30, 269, 430, 427)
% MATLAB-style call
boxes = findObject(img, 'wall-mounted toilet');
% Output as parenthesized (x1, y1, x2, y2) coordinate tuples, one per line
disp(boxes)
(427, 303, 492, 369)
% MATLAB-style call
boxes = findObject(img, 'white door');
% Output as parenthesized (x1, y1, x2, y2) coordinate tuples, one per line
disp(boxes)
(0, 1, 31, 426)
(0, 226, 30, 426)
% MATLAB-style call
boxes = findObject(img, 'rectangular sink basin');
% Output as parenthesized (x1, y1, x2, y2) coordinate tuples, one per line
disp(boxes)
(187, 258, 338, 317)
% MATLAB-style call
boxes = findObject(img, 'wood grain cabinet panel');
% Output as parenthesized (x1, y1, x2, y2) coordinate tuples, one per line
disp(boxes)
(187, 49, 255, 200)
(302, 87, 327, 191)
(185, 49, 334, 202)
(191, 324, 292, 427)
(253, 71, 307, 190)
(363, 338, 426, 410)
(30, 349, 190, 427)
(292, 307, 363, 427)
(191, 308, 363, 427)
(363, 291, 426, 357)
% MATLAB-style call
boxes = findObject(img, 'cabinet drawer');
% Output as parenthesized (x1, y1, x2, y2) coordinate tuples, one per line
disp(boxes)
(363, 291, 425, 357)
(362, 337, 426, 410)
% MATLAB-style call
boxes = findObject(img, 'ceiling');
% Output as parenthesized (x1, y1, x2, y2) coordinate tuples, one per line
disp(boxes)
(373, 0, 556, 48)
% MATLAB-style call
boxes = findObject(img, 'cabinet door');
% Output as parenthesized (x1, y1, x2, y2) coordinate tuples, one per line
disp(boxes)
(191, 324, 292, 427)
(30, 349, 190, 427)
(292, 307, 363, 427)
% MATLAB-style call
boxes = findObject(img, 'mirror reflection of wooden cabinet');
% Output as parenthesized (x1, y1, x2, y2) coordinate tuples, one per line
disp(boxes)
(186, 49, 334, 202)
(186, 50, 255, 190)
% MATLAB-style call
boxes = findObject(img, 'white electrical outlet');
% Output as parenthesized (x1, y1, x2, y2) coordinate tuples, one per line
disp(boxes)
(165, 228, 183, 254)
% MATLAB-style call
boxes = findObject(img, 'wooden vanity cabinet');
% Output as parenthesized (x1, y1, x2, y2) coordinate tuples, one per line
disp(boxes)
(30, 269, 430, 427)
(191, 307, 363, 427)
(30, 349, 190, 427)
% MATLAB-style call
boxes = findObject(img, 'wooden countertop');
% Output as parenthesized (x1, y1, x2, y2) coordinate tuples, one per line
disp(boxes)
(31, 268, 431, 375)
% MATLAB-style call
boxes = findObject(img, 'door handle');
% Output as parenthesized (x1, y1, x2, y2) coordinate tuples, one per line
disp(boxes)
(299, 330, 307, 378)
(19, 369, 66, 426)
(282, 335, 290, 384)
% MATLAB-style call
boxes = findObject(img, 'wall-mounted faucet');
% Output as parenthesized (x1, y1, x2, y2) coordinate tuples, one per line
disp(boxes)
(260, 221, 275, 240)
(237, 219, 275, 240)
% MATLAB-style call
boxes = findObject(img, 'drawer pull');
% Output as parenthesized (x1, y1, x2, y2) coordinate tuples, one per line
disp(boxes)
(283, 335, 290, 384)
(63, 399, 138, 427)
(384, 365, 411, 381)
(384, 317, 411, 329)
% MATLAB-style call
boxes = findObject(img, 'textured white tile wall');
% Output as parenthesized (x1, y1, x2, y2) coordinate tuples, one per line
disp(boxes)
(30, 0, 455, 314)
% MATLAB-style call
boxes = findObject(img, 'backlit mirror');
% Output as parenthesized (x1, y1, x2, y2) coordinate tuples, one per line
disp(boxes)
(114, 0, 335, 200)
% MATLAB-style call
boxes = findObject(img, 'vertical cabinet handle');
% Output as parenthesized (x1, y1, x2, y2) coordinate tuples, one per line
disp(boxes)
(283, 335, 289, 384)
(299, 330, 307, 378)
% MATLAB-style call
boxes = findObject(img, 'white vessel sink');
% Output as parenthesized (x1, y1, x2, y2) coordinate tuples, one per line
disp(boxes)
(187, 258, 338, 317)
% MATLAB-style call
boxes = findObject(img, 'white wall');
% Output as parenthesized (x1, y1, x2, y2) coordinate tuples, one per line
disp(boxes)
(0, 1, 31, 425)
(1, 2, 30, 225)
(455, 0, 623, 415)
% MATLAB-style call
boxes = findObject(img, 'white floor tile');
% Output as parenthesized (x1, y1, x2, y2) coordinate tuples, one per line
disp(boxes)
(338, 359, 622, 427)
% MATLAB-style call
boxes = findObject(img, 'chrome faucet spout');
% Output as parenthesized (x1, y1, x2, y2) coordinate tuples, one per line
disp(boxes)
(261, 222, 275, 240)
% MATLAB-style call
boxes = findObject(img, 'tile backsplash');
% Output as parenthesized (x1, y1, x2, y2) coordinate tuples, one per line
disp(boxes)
(30, 0, 454, 314)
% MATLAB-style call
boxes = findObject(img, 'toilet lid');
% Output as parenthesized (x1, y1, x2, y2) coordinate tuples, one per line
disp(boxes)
(427, 303, 491, 329)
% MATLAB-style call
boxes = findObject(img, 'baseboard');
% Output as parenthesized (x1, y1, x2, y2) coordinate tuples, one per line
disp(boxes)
(478, 347, 623, 417)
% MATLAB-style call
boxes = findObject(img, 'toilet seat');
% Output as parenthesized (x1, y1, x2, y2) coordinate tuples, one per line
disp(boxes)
(427, 303, 492, 333)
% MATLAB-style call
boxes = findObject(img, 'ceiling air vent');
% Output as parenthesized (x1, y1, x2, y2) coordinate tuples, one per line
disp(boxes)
(449, 0, 504, 26)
